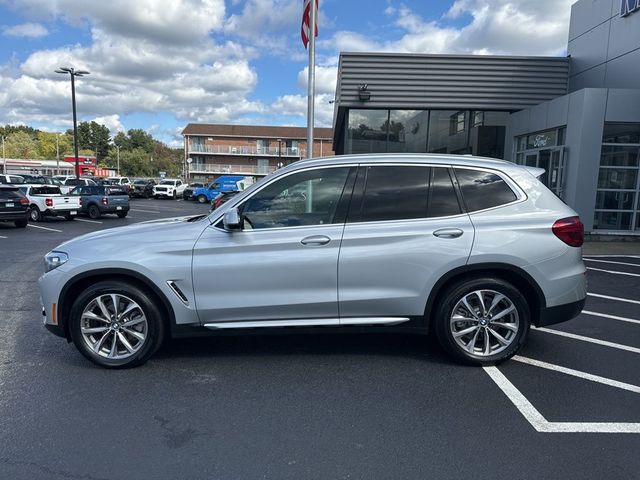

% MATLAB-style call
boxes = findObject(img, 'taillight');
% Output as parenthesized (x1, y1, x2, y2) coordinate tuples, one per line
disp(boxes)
(19, 197, 28, 205)
(552, 216, 584, 247)
(45, 198, 53, 207)
(101, 197, 108, 206)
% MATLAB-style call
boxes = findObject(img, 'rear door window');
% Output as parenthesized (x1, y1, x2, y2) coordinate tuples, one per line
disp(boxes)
(348, 165, 461, 223)
(454, 168, 517, 212)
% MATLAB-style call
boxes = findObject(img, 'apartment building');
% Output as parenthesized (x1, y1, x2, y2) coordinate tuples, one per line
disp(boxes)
(182, 123, 334, 183)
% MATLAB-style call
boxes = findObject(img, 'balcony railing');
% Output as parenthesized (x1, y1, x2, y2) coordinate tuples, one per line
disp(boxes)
(188, 163, 277, 176)
(188, 144, 304, 157)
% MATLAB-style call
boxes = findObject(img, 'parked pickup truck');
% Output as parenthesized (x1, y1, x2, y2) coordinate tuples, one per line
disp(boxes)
(193, 175, 254, 204)
(19, 185, 80, 222)
(71, 185, 130, 219)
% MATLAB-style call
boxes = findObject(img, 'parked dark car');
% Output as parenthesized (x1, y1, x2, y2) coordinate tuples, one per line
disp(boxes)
(0, 185, 29, 228)
(22, 175, 62, 186)
(182, 182, 204, 200)
(71, 185, 130, 219)
(210, 190, 240, 211)
(131, 179, 156, 198)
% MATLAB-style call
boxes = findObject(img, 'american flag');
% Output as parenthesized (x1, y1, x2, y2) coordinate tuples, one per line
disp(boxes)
(301, 0, 318, 49)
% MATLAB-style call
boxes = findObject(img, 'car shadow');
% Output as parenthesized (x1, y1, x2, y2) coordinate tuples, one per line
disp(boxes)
(155, 332, 456, 366)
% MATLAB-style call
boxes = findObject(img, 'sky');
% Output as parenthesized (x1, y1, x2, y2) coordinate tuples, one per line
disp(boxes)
(0, 0, 576, 147)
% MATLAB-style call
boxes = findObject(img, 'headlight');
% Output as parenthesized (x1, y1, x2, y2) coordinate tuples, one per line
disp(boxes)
(44, 251, 68, 273)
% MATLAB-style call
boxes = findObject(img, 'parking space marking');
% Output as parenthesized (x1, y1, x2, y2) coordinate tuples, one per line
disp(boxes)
(588, 293, 640, 305)
(583, 310, 640, 326)
(130, 208, 160, 213)
(512, 356, 640, 394)
(484, 366, 640, 433)
(584, 258, 640, 268)
(583, 255, 640, 259)
(0, 235, 7, 239)
(533, 327, 640, 354)
(74, 218, 103, 224)
(27, 224, 62, 233)
(586, 267, 640, 277)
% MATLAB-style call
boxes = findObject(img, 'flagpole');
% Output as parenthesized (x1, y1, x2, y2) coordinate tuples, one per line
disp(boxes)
(306, 0, 317, 159)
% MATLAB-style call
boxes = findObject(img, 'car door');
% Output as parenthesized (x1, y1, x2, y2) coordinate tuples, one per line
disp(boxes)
(338, 164, 474, 321)
(191, 165, 356, 325)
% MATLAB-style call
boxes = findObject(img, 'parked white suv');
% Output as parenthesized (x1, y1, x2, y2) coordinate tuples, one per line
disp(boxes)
(39, 154, 586, 368)
(153, 179, 186, 199)
(20, 185, 80, 221)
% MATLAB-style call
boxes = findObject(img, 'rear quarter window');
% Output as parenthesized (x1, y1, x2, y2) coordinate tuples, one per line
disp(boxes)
(454, 168, 517, 212)
(32, 186, 62, 195)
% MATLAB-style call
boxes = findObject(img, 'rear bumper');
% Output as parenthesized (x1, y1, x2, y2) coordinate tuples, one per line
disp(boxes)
(0, 210, 29, 221)
(536, 298, 585, 327)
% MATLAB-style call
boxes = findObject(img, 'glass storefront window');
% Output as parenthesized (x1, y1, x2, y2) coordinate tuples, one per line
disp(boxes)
(514, 127, 567, 198)
(600, 146, 640, 167)
(594, 123, 640, 232)
(602, 124, 640, 144)
(593, 212, 633, 231)
(597, 168, 638, 190)
(387, 110, 427, 153)
(347, 110, 389, 154)
(345, 109, 509, 157)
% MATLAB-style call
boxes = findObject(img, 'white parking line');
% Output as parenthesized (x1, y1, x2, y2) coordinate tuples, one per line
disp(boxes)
(512, 356, 640, 394)
(583, 258, 640, 268)
(533, 327, 640, 354)
(130, 208, 160, 214)
(75, 218, 103, 224)
(583, 255, 640, 259)
(0, 235, 7, 239)
(588, 293, 640, 305)
(484, 366, 640, 433)
(583, 310, 640, 326)
(27, 224, 62, 233)
(586, 267, 640, 277)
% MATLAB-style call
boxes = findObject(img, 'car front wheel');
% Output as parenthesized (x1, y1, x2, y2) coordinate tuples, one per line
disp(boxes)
(69, 281, 165, 368)
(434, 277, 530, 365)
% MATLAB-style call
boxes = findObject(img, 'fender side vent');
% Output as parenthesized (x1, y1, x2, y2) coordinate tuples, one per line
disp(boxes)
(167, 281, 189, 306)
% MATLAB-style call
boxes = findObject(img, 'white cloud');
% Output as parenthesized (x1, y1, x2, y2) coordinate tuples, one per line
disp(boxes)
(92, 114, 124, 137)
(297, 65, 337, 95)
(2, 22, 48, 38)
(324, 0, 574, 56)
(271, 93, 334, 127)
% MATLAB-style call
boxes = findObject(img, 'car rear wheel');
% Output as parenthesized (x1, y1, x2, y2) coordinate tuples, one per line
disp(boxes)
(69, 281, 165, 368)
(88, 205, 101, 219)
(15, 219, 27, 228)
(434, 277, 530, 365)
(64, 213, 75, 221)
(197, 195, 207, 204)
(29, 206, 41, 222)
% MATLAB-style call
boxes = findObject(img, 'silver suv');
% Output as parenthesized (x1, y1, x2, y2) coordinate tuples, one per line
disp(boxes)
(39, 154, 587, 368)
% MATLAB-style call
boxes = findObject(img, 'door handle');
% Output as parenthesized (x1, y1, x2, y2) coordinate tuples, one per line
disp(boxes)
(433, 228, 464, 239)
(301, 235, 331, 246)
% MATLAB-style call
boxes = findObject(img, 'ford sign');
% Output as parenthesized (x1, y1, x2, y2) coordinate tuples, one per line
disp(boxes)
(621, 0, 640, 16)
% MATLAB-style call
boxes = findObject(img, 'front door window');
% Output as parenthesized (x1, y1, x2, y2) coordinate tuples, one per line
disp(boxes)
(240, 167, 351, 229)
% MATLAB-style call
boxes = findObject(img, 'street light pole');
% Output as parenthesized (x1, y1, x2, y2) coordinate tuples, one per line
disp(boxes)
(116, 145, 120, 175)
(55, 67, 90, 178)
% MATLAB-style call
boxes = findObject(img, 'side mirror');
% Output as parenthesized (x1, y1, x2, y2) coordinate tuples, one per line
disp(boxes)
(223, 208, 242, 231)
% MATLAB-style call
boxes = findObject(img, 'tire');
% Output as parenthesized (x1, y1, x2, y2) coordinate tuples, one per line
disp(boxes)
(29, 206, 41, 222)
(88, 204, 101, 220)
(433, 277, 530, 365)
(15, 219, 28, 228)
(69, 281, 165, 368)
(197, 195, 207, 204)
(172, 191, 176, 200)
(117, 211, 128, 218)
(65, 213, 75, 221)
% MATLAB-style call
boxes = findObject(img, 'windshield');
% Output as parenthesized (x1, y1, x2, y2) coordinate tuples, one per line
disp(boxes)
(133, 180, 147, 185)
(160, 180, 175, 185)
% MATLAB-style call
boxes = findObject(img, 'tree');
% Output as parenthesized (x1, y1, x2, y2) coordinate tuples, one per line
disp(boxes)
(127, 129, 155, 154)
(69, 121, 111, 160)
(118, 148, 152, 177)
(4, 131, 39, 159)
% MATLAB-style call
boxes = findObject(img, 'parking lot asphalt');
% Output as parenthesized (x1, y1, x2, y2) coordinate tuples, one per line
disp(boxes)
(0, 200, 639, 480)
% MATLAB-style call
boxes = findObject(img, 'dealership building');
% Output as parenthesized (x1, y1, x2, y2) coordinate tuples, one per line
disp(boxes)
(332, 0, 640, 234)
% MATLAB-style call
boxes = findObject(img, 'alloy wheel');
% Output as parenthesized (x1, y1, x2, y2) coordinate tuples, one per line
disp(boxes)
(80, 293, 148, 360)
(449, 289, 519, 357)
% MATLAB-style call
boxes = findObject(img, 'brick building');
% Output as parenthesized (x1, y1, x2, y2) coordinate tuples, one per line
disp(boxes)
(182, 123, 334, 183)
